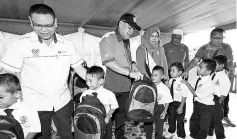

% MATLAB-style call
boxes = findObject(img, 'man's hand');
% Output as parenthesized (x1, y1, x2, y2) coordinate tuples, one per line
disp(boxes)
(129, 71, 143, 80)
(131, 63, 140, 72)
(182, 71, 189, 79)
(177, 106, 183, 114)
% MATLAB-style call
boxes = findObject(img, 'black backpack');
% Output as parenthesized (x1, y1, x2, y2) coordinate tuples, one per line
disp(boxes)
(74, 93, 106, 139)
(0, 115, 24, 139)
(126, 76, 157, 123)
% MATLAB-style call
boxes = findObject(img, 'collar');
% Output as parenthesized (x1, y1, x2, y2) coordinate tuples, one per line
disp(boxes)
(207, 42, 223, 50)
(0, 99, 22, 114)
(88, 86, 103, 93)
(115, 28, 125, 42)
(200, 75, 211, 82)
(216, 70, 226, 76)
(30, 32, 64, 43)
(172, 76, 182, 82)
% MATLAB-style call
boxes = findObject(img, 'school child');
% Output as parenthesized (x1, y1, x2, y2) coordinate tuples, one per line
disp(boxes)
(0, 73, 41, 139)
(150, 65, 173, 139)
(80, 66, 119, 139)
(182, 59, 220, 139)
(207, 55, 231, 139)
(165, 62, 189, 139)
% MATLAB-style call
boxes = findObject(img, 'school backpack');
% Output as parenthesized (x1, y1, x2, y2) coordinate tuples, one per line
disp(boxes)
(0, 115, 24, 139)
(126, 76, 157, 123)
(74, 92, 106, 139)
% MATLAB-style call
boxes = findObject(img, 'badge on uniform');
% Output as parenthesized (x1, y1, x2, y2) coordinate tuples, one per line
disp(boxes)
(20, 116, 28, 124)
(31, 49, 39, 56)
(176, 84, 182, 91)
(215, 80, 220, 86)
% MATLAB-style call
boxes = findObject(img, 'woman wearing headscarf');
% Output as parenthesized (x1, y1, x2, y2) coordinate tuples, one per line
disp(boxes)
(136, 26, 168, 78)
(136, 26, 169, 139)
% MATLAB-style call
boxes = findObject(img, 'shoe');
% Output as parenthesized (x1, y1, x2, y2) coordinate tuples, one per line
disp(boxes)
(222, 117, 236, 127)
(185, 135, 194, 139)
(206, 135, 214, 139)
(164, 132, 173, 138)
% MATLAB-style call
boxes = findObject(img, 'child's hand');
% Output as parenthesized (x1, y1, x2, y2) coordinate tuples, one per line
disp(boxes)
(177, 106, 183, 114)
(105, 117, 110, 124)
(160, 111, 166, 119)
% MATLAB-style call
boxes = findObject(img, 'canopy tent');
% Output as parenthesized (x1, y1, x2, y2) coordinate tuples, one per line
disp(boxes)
(0, 0, 236, 37)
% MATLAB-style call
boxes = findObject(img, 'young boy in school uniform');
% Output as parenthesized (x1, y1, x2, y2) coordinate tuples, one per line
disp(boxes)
(207, 55, 231, 139)
(148, 65, 173, 139)
(182, 59, 220, 139)
(165, 62, 189, 139)
(0, 74, 41, 139)
(80, 66, 119, 139)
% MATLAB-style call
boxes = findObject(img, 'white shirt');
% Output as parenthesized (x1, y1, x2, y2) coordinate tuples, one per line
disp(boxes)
(80, 86, 119, 113)
(195, 75, 220, 105)
(212, 70, 231, 96)
(0, 99, 41, 138)
(0, 32, 83, 111)
(169, 77, 189, 102)
(156, 82, 173, 105)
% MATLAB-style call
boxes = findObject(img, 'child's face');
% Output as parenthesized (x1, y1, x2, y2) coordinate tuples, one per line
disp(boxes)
(0, 87, 19, 109)
(85, 74, 103, 90)
(151, 70, 163, 83)
(170, 66, 182, 78)
(197, 61, 211, 76)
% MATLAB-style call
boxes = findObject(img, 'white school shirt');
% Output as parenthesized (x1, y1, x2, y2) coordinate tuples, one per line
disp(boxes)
(80, 86, 119, 113)
(212, 70, 231, 96)
(0, 32, 83, 111)
(0, 99, 41, 138)
(156, 82, 173, 105)
(194, 75, 220, 105)
(169, 77, 189, 102)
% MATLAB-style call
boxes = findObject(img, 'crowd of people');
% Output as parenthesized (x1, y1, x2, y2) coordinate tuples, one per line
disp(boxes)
(0, 3, 235, 139)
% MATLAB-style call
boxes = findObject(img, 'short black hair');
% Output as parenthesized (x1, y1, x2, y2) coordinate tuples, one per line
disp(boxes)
(170, 62, 184, 73)
(0, 74, 21, 94)
(210, 28, 225, 37)
(29, 4, 55, 18)
(86, 66, 105, 79)
(152, 65, 164, 75)
(213, 55, 227, 68)
(202, 59, 217, 74)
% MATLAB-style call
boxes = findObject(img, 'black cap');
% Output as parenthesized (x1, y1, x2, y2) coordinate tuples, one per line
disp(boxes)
(119, 13, 141, 31)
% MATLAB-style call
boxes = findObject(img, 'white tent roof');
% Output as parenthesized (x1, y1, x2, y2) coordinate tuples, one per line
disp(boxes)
(0, 0, 236, 37)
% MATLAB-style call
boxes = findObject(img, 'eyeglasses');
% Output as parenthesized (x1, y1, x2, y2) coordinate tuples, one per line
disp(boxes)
(32, 20, 55, 29)
(211, 37, 224, 40)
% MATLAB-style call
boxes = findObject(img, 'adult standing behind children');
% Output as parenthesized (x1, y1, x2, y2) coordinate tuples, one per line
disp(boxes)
(99, 13, 143, 139)
(163, 29, 189, 71)
(0, 4, 87, 139)
(182, 28, 235, 127)
(136, 25, 168, 78)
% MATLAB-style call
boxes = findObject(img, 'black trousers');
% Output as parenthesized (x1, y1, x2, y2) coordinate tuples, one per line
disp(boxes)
(113, 92, 129, 139)
(167, 101, 186, 138)
(208, 98, 225, 139)
(223, 93, 229, 118)
(143, 104, 165, 139)
(34, 100, 73, 139)
(105, 120, 113, 139)
(190, 101, 214, 139)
